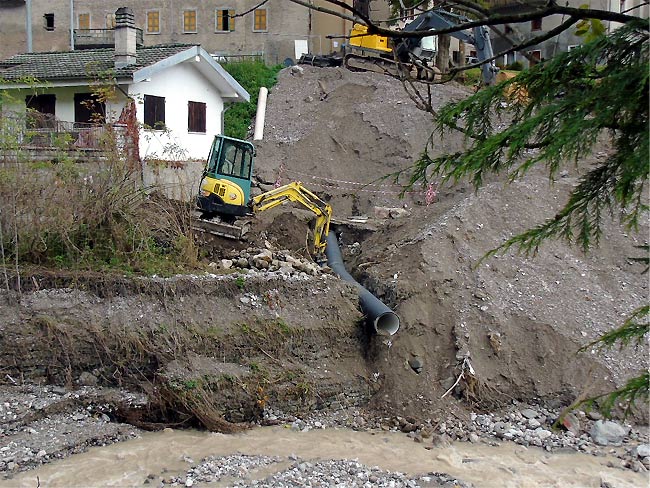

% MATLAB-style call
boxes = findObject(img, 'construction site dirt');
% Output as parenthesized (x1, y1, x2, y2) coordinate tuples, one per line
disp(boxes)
(1, 66, 648, 485)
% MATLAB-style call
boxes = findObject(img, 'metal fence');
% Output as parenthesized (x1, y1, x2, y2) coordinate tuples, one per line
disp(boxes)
(1, 115, 127, 151)
(211, 52, 265, 63)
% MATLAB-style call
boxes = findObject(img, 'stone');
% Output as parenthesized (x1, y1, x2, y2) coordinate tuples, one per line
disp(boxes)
(493, 422, 509, 436)
(221, 259, 233, 269)
(561, 413, 581, 436)
(469, 433, 480, 443)
(521, 408, 539, 419)
(408, 357, 423, 373)
(78, 371, 98, 386)
(528, 418, 541, 429)
(590, 420, 628, 446)
(534, 428, 552, 440)
(373, 206, 391, 219)
(587, 410, 603, 421)
(290, 65, 304, 76)
(636, 444, 650, 458)
(237, 258, 249, 268)
(389, 208, 410, 219)
(36, 450, 47, 458)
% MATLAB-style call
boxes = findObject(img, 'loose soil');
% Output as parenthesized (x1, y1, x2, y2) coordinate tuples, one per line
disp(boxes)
(1, 66, 648, 481)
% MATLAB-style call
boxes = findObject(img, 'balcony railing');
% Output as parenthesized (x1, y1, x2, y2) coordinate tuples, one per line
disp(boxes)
(74, 28, 144, 49)
(1, 115, 127, 152)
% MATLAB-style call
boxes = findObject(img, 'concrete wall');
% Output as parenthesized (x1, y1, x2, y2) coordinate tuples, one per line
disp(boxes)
(142, 159, 206, 202)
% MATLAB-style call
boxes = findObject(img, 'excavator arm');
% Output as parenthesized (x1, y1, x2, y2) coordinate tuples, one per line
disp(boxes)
(395, 9, 498, 85)
(251, 182, 332, 259)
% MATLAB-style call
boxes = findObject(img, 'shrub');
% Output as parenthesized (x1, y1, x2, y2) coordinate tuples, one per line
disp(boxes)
(222, 61, 283, 139)
(505, 60, 524, 71)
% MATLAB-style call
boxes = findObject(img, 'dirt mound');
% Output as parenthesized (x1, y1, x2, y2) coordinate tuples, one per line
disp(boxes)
(253, 66, 649, 419)
(253, 66, 472, 217)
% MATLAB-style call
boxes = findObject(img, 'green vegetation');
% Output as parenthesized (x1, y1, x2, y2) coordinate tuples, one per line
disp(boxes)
(504, 61, 524, 71)
(235, 275, 246, 290)
(458, 67, 483, 87)
(0, 82, 198, 277)
(222, 61, 283, 139)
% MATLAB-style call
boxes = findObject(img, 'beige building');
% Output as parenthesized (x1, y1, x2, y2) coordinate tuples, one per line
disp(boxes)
(486, 0, 649, 66)
(0, 0, 354, 63)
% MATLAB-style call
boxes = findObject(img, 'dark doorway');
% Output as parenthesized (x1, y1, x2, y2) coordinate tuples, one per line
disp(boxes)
(25, 94, 56, 128)
(74, 93, 106, 125)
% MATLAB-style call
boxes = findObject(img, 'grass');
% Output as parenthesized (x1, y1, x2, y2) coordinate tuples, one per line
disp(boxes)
(222, 61, 283, 139)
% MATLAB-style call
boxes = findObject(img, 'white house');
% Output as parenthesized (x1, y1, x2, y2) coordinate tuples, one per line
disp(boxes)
(0, 7, 249, 162)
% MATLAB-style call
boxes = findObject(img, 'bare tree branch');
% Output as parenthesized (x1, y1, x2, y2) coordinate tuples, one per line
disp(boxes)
(451, 16, 580, 75)
(300, 0, 648, 40)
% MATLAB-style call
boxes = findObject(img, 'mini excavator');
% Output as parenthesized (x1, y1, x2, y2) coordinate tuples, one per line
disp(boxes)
(194, 134, 332, 259)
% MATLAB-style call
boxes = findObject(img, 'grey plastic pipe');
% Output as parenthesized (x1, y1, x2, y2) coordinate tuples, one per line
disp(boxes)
(325, 233, 400, 336)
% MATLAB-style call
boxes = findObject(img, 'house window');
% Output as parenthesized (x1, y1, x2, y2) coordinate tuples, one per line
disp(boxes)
(253, 9, 267, 32)
(147, 11, 160, 34)
(567, 45, 579, 52)
(400, 8, 415, 21)
(183, 10, 197, 33)
(78, 13, 90, 30)
(216, 9, 235, 32)
(531, 18, 542, 31)
(25, 94, 56, 128)
(530, 50, 542, 66)
(43, 13, 55, 31)
(74, 93, 105, 125)
(144, 95, 166, 129)
(188, 101, 206, 133)
(106, 13, 116, 29)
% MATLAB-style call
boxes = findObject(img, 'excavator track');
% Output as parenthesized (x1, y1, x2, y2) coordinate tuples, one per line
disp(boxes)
(191, 211, 252, 240)
(343, 53, 402, 77)
(343, 53, 439, 81)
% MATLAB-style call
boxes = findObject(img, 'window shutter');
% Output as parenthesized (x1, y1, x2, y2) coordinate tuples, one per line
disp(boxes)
(229, 10, 235, 31)
(188, 101, 206, 133)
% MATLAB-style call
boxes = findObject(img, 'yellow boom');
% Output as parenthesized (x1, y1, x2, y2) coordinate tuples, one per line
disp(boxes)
(251, 181, 332, 258)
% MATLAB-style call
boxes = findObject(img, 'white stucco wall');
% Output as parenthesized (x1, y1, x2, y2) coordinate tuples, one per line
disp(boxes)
(129, 60, 225, 162)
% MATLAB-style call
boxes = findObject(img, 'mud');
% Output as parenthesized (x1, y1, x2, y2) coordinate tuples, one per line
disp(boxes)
(6, 427, 649, 488)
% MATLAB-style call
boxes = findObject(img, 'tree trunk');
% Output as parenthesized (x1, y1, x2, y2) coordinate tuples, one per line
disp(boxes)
(435, 34, 451, 72)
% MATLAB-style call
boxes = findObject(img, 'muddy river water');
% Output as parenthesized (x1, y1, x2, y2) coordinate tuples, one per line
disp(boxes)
(3, 427, 647, 487)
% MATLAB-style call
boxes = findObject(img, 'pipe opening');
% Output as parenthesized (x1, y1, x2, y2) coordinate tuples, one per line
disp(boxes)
(374, 311, 400, 336)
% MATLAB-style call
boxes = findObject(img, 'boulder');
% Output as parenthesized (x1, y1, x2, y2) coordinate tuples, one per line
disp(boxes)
(590, 420, 628, 446)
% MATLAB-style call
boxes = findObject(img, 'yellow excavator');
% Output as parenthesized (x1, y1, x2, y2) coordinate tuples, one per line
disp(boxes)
(344, 9, 497, 85)
(194, 134, 332, 259)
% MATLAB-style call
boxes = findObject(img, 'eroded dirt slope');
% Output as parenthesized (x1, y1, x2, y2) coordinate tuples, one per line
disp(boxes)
(254, 66, 649, 419)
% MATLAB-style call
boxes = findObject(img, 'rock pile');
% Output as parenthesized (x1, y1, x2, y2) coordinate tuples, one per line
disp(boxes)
(257, 403, 649, 473)
(160, 454, 469, 487)
(210, 247, 323, 277)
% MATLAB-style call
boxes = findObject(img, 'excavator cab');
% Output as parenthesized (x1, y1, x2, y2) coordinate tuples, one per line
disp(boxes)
(197, 135, 256, 217)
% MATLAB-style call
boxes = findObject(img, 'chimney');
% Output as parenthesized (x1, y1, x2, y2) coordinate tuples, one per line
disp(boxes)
(114, 7, 137, 68)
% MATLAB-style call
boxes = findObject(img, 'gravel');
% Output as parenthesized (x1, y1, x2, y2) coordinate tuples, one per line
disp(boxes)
(161, 455, 470, 487)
